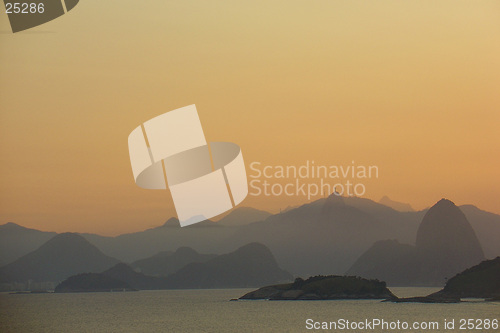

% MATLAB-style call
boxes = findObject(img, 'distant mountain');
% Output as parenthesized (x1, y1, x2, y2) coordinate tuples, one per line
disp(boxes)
(347, 199, 486, 286)
(55, 273, 135, 293)
(2, 197, 499, 280)
(131, 247, 216, 276)
(163, 243, 293, 288)
(80, 218, 235, 263)
(0, 222, 56, 266)
(460, 205, 500, 259)
(0, 233, 119, 283)
(53, 243, 291, 290)
(223, 194, 422, 277)
(102, 263, 164, 290)
(217, 207, 271, 226)
(379, 196, 414, 212)
(346, 239, 419, 286)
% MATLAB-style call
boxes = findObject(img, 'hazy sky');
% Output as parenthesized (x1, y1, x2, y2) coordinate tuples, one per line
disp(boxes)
(1, 1, 499, 235)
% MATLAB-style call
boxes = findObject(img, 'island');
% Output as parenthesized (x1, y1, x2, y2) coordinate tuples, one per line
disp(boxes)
(239, 275, 395, 300)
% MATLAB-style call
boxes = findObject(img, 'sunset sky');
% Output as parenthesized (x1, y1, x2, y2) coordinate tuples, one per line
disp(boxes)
(1, 1, 499, 235)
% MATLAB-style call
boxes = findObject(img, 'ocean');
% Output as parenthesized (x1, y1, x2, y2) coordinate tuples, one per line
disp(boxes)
(1, 288, 498, 332)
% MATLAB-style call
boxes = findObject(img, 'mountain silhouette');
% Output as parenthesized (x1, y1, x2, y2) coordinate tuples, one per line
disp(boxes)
(102, 263, 163, 290)
(0, 222, 56, 266)
(223, 194, 418, 276)
(347, 199, 486, 286)
(0, 233, 119, 283)
(346, 239, 419, 285)
(379, 196, 414, 212)
(217, 207, 271, 226)
(2, 196, 499, 279)
(163, 242, 293, 288)
(131, 247, 216, 276)
(416, 199, 485, 284)
(457, 204, 500, 259)
(80, 218, 235, 262)
(53, 243, 291, 290)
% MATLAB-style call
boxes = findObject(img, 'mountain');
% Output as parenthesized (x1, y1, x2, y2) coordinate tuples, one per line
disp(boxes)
(102, 263, 164, 290)
(347, 199, 486, 286)
(53, 243, 291, 290)
(434, 256, 500, 299)
(0, 233, 119, 283)
(223, 194, 422, 277)
(416, 199, 485, 284)
(54, 273, 135, 293)
(162, 243, 293, 288)
(460, 205, 500, 258)
(2, 197, 499, 280)
(0, 222, 56, 266)
(217, 207, 272, 226)
(345, 240, 419, 286)
(131, 247, 216, 276)
(240, 275, 395, 300)
(80, 218, 235, 263)
(379, 196, 414, 212)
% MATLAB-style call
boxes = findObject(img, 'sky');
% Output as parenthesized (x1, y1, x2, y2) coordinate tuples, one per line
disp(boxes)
(0, 1, 499, 235)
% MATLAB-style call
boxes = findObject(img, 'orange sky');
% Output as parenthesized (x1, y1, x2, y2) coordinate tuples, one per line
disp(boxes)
(1, 1, 499, 235)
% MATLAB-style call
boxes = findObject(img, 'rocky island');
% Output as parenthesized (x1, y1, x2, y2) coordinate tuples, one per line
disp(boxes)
(240, 275, 395, 300)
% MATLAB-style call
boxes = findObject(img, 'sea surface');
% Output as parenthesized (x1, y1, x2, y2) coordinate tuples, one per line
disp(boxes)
(1, 288, 498, 332)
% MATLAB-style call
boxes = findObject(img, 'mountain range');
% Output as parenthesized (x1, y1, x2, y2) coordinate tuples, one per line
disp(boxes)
(55, 242, 291, 291)
(1, 198, 499, 286)
(346, 199, 485, 286)
(0, 230, 291, 290)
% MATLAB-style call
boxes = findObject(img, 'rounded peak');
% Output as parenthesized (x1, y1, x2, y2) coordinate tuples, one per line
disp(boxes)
(0, 222, 25, 230)
(50, 232, 86, 242)
(321, 192, 345, 211)
(435, 198, 456, 207)
(174, 246, 198, 256)
(235, 242, 272, 256)
(105, 262, 135, 274)
(39, 233, 94, 252)
(162, 217, 179, 227)
(416, 198, 484, 262)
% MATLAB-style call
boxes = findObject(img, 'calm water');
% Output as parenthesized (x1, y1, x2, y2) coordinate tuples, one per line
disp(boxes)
(1, 288, 499, 332)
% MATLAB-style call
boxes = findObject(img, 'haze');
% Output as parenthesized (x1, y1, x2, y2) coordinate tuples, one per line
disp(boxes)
(0, 1, 499, 235)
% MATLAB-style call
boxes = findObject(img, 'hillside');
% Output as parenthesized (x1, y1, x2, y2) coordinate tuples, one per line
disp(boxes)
(163, 243, 293, 288)
(0, 233, 119, 283)
(436, 257, 500, 298)
(0, 222, 56, 266)
(131, 247, 216, 276)
(52, 243, 292, 290)
(102, 263, 164, 290)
